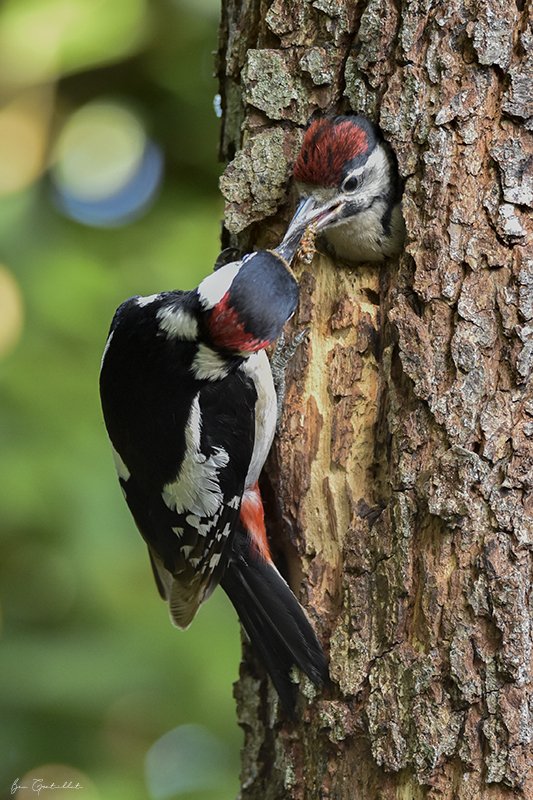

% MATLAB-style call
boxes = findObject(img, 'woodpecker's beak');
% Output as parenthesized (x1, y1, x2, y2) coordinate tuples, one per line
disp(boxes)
(277, 196, 344, 262)
(297, 196, 344, 231)
(274, 198, 313, 263)
(276, 195, 346, 264)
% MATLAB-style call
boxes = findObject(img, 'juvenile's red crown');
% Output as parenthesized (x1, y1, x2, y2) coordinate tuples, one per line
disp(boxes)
(293, 118, 370, 188)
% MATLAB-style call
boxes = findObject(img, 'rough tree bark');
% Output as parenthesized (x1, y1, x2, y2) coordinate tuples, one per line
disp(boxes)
(216, 1, 533, 798)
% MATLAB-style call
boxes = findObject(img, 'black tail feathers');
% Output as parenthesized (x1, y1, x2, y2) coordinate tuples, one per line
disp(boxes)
(220, 529, 328, 716)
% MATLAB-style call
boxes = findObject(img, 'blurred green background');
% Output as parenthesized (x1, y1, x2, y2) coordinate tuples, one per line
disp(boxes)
(0, 1, 243, 798)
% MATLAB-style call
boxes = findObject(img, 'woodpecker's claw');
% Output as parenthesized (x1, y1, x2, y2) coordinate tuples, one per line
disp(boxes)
(270, 327, 310, 430)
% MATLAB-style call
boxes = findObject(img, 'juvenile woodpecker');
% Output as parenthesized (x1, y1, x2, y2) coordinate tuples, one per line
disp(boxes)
(99, 229, 328, 714)
(291, 114, 405, 263)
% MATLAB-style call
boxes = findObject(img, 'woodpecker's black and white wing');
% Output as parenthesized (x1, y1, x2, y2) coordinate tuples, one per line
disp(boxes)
(100, 291, 257, 628)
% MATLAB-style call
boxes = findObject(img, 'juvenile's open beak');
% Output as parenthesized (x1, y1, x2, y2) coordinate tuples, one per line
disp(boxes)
(276, 196, 344, 263)
(294, 195, 344, 231)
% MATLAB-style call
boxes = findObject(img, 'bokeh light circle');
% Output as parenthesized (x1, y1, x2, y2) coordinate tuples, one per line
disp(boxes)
(51, 100, 164, 227)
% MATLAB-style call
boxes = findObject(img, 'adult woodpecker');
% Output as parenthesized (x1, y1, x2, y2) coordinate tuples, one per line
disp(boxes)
(99, 227, 328, 715)
(291, 114, 405, 263)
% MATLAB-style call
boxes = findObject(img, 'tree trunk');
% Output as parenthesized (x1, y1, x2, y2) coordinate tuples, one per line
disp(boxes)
(216, 1, 533, 798)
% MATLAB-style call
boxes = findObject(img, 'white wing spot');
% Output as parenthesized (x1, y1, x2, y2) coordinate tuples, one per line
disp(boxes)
(209, 553, 222, 569)
(216, 522, 232, 541)
(185, 514, 216, 538)
(172, 527, 184, 538)
(157, 305, 199, 340)
(162, 395, 229, 516)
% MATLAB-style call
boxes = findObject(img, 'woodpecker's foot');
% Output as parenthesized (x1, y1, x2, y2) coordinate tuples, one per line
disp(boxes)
(270, 328, 310, 430)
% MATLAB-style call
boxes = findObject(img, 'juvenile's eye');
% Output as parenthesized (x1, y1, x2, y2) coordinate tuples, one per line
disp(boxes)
(342, 175, 359, 192)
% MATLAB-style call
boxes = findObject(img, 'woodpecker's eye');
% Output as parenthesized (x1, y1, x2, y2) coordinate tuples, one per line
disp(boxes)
(342, 176, 359, 192)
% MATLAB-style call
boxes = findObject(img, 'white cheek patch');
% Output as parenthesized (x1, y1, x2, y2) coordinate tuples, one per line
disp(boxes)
(157, 305, 199, 340)
(191, 344, 231, 381)
(161, 395, 229, 516)
(349, 146, 382, 179)
(345, 145, 389, 201)
(197, 261, 241, 309)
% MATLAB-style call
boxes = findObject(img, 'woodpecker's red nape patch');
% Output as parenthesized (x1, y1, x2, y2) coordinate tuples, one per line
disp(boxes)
(207, 292, 269, 352)
(293, 118, 370, 187)
(240, 483, 272, 563)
